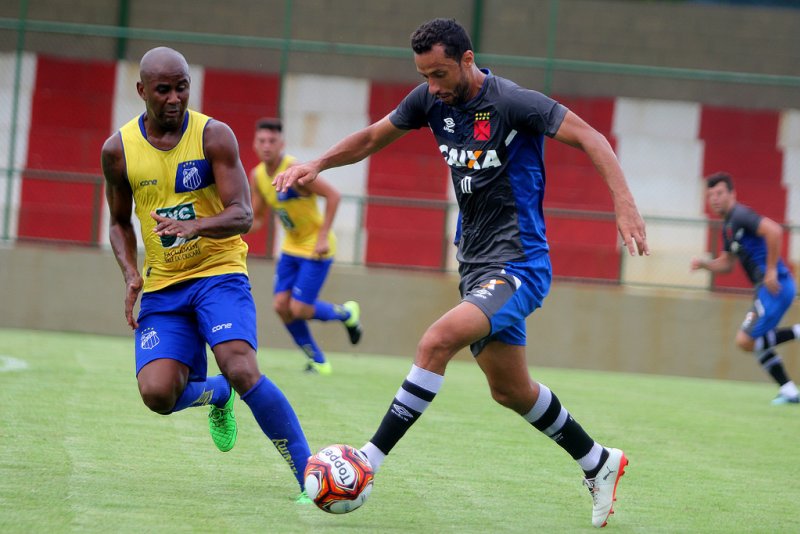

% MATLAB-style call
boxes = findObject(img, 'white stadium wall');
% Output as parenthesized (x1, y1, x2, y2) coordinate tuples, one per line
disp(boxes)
(0, 52, 35, 241)
(282, 74, 371, 264)
(613, 98, 708, 288)
(780, 110, 800, 271)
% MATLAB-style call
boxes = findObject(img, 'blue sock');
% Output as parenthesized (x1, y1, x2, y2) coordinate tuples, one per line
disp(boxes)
(312, 301, 349, 322)
(241, 375, 311, 490)
(171, 374, 230, 412)
(285, 320, 326, 364)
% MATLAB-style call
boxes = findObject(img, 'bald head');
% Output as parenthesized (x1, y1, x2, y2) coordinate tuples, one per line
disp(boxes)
(136, 47, 191, 131)
(139, 47, 190, 83)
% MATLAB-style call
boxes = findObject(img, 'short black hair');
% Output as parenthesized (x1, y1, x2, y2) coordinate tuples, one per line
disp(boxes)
(255, 117, 282, 133)
(706, 172, 734, 191)
(410, 18, 473, 61)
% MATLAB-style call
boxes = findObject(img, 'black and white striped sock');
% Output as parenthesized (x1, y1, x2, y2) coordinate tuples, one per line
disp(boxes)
(754, 325, 800, 352)
(364, 364, 444, 471)
(523, 383, 606, 477)
(757, 349, 790, 386)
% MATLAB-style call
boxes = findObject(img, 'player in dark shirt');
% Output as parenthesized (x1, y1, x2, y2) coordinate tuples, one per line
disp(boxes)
(691, 172, 800, 404)
(275, 18, 649, 527)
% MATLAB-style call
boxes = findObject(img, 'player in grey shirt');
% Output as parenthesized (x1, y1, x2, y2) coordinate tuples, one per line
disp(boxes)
(392, 74, 566, 264)
(275, 18, 649, 527)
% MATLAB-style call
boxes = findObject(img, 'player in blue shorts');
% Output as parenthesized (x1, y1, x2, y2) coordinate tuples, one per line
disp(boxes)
(275, 18, 649, 527)
(249, 118, 362, 376)
(101, 46, 313, 502)
(691, 172, 800, 405)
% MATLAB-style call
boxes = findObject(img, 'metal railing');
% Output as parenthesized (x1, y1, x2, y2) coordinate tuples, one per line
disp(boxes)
(3, 167, 799, 294)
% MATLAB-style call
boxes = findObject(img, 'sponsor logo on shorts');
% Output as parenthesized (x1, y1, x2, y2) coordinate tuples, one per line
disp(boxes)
(471, 278, 507, 299)
(480, 279, 506, 290)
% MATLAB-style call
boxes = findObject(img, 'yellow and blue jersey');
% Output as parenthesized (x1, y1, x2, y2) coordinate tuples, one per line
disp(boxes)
(252, 155, 336, 259)
(118, 109, 248, 292)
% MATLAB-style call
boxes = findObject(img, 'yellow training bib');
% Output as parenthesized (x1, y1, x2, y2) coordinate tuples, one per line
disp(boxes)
(252, 155, 336, 259)
(119, 109, 248, 292)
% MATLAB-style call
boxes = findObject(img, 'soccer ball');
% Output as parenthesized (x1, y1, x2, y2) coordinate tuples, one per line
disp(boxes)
(304, 444, 374, 514)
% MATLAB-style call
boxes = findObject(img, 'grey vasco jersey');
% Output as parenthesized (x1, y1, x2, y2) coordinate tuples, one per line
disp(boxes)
(390, 70, 567, 265)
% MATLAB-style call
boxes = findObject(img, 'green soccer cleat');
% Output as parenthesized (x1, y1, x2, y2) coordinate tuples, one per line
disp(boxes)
(295, 490, 313, 504)
(208, 387, 237, 452)
(305, 360, 333, 376)
(342, 300, 362, 345)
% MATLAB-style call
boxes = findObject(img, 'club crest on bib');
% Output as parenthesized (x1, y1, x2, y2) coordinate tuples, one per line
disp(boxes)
(175, 159, 213, 192)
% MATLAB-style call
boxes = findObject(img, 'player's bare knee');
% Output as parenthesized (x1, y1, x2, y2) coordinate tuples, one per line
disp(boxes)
(489, 384, 531, 414)
(288, 300, 313, 320)
(416, 330, 457, 368)
(217, 349, 260, 392)
(735, 332, 755, 352)
(273, 300, 291, 320)
(138, 385, 176, 414)
(489, 386, 515, 410)
(224, 367, 260, 394)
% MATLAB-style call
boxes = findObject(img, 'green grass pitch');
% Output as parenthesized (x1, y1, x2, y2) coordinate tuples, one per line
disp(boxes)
(0, 327, 797, 532)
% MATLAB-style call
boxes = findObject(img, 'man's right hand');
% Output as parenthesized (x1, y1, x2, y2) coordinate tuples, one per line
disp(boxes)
(764, 267, 781, 295)
(689, 257, 705, 271)
(273, 163, 320, 193)
(124, 273, 144, 330)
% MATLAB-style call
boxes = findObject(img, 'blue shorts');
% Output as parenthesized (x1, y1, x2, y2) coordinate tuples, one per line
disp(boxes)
(742, 275, 797, 338)
(459, 254, 552, 356)
(274, 253, 333, 305)
(135, 273, 258, 380)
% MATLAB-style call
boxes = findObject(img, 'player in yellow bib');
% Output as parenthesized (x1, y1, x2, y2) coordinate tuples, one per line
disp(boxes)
(250, 118, 362, 376)
(101, 47, 312, 502)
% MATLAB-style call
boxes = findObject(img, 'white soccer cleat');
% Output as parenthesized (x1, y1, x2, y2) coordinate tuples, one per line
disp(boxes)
(584, 448, 628, 528)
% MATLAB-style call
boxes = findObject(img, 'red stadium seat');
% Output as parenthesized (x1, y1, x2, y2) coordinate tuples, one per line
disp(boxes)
(700, 106, 788, 290)
(545, 96, 619, 281)
(365, 82, 450, 268)
(18, 56, 115, 244)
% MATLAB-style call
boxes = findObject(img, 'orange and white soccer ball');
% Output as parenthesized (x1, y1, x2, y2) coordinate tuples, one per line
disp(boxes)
(303, 444, 374, 514)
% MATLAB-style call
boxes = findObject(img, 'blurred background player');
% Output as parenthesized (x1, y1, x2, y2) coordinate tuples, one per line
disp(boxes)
(101, 47, 313, 501)
(275, 18, 649, 528)
(691, 172, 800, 405)
(249, 117, 362, 375)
